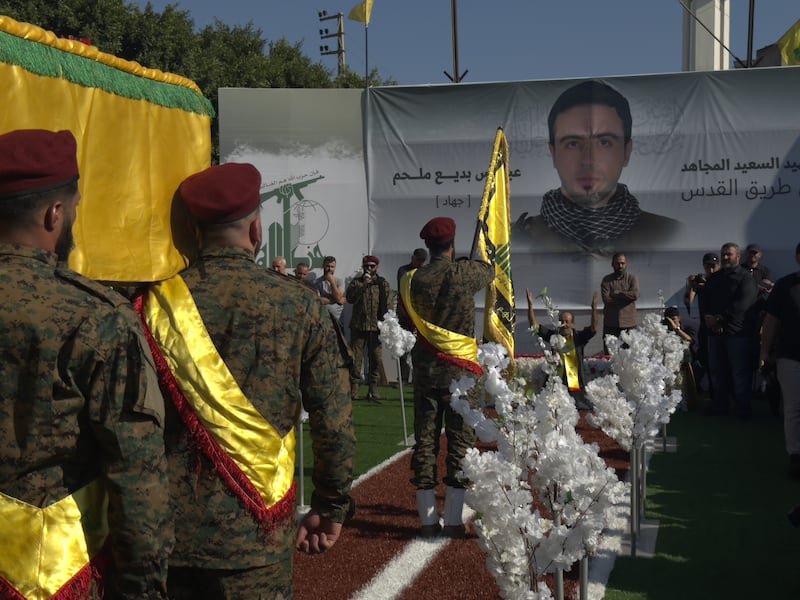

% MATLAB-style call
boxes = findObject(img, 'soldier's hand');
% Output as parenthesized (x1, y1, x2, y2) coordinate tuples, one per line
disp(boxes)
(296, 510, 343, 554)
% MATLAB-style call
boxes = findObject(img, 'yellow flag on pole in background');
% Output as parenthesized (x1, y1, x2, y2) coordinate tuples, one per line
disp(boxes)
(348, 0, 374, 25)
(0, 16, 213, 283)
(473, 128, 515, 363)
(778, 19, 800, 65)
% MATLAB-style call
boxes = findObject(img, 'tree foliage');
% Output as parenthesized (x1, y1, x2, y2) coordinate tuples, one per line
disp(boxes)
(0, 0, 395, 161)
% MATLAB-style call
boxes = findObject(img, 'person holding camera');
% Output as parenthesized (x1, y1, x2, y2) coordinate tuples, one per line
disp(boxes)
(346, 255, 391, 401)
(684, 252, 721, 399)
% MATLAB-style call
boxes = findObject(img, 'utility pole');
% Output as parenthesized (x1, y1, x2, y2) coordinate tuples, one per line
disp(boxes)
(443, 0, 467, 83)
(319, 10, 346, 76)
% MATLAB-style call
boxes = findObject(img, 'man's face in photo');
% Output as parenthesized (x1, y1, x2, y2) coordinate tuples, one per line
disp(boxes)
(550, 103, 632, 209)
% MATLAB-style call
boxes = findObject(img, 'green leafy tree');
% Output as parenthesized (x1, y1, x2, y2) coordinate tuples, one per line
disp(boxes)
(0, 0, 395, 161)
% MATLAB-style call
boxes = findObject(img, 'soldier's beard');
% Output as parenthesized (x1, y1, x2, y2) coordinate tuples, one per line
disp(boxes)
(55, 220, 75, 263)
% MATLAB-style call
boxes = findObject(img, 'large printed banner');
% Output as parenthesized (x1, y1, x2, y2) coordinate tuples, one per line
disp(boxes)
(366, 68, 800, 351)
(220, 68, 800, 353)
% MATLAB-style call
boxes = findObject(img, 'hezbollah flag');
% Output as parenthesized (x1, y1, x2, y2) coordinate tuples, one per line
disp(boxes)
(0, 16, 213, 283)
(348, 0, 374, 25)
(472, 128, 515, 362)
(778, 19, 800, 66)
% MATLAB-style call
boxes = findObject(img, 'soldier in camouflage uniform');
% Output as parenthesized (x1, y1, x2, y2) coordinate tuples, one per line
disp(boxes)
(346, 255, 391, 401)
(406, 217, 493, 537)
(0, 129, 172, 599)
(145, 163, 355, 600)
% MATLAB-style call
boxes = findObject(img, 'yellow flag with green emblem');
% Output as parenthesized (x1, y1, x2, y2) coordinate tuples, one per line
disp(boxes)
(778, 19, 800, 65)
(0, 16, 213, 283)
(472, 128, 515, 362)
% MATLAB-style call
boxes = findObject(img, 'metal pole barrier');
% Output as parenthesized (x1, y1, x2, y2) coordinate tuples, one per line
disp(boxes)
(630, 445, 639, 557)
(397, 357, 409, 446)
(579, 555, 589, 600)
(298, 412, 306, 508)
(554, 512, 564, 600)
(640, 444, 647, 522)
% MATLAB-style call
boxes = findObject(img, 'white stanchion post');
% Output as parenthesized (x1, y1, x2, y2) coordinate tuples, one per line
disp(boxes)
(554, 512, 564, 600)
(397, 357, 409, 446)
(298, 411, 306, 508)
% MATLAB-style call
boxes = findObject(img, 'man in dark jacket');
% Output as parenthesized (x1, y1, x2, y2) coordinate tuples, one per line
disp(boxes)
(703, 242, 759, 418)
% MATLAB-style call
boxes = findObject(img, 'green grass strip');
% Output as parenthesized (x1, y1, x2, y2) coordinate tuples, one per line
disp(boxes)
(0, 29, 214, 117)
(605, 401, 800, 599)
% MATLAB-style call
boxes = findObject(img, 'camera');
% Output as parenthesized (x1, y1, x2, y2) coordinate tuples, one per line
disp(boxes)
(689, 273, 707, 291)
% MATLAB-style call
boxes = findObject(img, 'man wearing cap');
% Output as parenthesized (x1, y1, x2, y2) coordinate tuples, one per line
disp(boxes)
(685, 252, 722, 400)
(346, 255, 391, 401)
(396, 248, 429, 384)
(136, 163, 355, 599)
(741, 243, 774, 298)
(399, 216, 494, 537)
(0, 129, 172, 599)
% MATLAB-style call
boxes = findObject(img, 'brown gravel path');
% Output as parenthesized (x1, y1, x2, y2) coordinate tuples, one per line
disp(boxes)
(294, 412, 628, 600)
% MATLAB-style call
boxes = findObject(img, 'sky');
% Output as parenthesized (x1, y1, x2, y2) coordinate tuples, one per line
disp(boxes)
(132, 0, 799, 85)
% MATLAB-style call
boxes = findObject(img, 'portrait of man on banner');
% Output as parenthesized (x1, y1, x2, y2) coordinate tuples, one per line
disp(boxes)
(513, 79, 680, 255)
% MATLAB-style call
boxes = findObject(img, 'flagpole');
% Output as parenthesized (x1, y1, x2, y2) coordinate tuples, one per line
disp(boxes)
(365, 24, 369, 86)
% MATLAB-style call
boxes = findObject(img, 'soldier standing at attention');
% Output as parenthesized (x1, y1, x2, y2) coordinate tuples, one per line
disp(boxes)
(136, 163, 355, 599)
(400, 217, 494, 537)
(0, 129, 172, 599)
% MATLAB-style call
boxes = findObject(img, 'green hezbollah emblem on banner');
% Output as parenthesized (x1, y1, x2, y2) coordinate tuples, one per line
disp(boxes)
(0, 16, 214, 283)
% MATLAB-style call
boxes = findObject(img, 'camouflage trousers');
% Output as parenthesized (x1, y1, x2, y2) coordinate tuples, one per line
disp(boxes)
(168, 561, 292, 600)
(411, 385, 476, 489)
(349, 329, 382, 385)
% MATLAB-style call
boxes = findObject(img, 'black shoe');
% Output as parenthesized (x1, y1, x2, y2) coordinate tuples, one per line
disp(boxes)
(419, 523, 442, 538)
(442, 524, 467, 539)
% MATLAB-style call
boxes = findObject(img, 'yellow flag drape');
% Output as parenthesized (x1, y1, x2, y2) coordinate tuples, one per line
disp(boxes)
(0, 16, 212, 283)
(348, 0, 374, 25)
(473, 128, 515, 362)
(778, 19, 800, 66)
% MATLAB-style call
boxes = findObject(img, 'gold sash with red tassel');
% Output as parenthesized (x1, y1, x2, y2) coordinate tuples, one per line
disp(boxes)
(0, 480, 108, 600)
(137, 276, 296, 529)
(399, 270, 482, 375)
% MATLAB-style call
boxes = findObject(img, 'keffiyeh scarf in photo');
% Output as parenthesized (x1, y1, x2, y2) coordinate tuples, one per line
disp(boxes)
(540, 184, 640, 252)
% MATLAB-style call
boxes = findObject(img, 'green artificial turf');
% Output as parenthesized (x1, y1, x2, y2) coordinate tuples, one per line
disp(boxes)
(295, 383, 415, 505)
(604, 399, 800, 599)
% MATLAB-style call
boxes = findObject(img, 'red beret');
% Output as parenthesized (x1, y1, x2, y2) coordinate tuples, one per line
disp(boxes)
(362, 255, 380, 265)
(179, 163, 261, 223)
(420, 217, 456, 244)
(0, 129, 79, 198)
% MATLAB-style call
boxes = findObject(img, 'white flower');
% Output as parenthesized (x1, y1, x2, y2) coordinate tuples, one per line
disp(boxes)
(377, 309, 416, 358)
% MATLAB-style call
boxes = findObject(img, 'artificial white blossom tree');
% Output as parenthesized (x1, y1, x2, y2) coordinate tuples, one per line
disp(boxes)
(451, 343, 627, 600)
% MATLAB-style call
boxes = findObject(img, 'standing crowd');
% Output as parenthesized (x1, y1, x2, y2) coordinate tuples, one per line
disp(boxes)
(3, 126, 798, 600)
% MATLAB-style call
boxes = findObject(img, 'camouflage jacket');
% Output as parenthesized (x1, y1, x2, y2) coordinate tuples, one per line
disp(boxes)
(346, 273, 391, 332)
(0, 244, 171, 599)
(410, 255, 494, 388)
(164, 246, 355, 569)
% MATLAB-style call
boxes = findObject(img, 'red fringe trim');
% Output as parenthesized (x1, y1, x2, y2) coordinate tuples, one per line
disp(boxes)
(415, 332, 483, 375)
(0, 541, 109, 600)
(133, 292, 295, 533)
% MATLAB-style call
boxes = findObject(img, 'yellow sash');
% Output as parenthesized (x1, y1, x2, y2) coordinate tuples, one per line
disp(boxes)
(0, 480, 108, 600)
(399, 269, 481, 373)
(561, 336, 581, 392)
(143, 276, 295, 510)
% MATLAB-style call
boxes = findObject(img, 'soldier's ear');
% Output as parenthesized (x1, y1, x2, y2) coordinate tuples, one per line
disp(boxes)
(43, 202, 61, 232)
